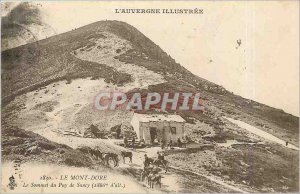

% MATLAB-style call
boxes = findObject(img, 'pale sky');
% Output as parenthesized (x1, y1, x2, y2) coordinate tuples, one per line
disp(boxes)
(5, 1, 300, 116)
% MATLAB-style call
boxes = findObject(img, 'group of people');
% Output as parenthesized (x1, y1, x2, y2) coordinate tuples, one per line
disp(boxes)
(144, 151, 166, 168)
(160, 137, 183, 149)
(123, 136, 145, 149)
(124, 136, 185, 150)
(141, 154, 164, 188)
(124, 136, 134, 148)
(143, 151, 168, 173)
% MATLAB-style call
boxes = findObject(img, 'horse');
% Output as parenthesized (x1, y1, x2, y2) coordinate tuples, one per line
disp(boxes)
(102, 153, 119, 167)
(140, 167, 152, 182)
(77, 146, 92, 155)
(153, 159, 169, 173)
(90, 149, 103, 160)
(147, 172, 162, 188)
(144, 157, 154, 167)
(121, 151, 132, 163)
(78, 146, 104, 160)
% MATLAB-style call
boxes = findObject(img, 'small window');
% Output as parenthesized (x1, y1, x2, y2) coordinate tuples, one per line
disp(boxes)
(171, 127, 176, 134)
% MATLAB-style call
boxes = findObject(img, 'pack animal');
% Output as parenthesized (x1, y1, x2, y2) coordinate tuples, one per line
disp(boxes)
(147, 171, 162, 188)
(77, 146, 104, 160)
(140, 167, 151, 182)
(90, 149, 103, 160)
(102, 153, 119, 167)
(121, 151, 132, 163)
(153, 159, 169, 173)
(144, 157, 154, 167)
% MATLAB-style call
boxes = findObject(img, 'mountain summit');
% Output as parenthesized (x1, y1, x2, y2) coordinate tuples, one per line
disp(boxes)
(1, 20, 299, 192)
(2, 21, 297, 140)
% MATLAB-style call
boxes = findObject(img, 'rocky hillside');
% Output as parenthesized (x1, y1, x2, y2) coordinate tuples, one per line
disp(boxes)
(2, 126, 92, 167)
(2, 20, 298, 144)
(1, 2, 56, 51)
(1, 20, 298, 193)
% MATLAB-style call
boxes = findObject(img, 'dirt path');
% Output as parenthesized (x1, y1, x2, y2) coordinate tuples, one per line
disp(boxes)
(225, 117, 299, 150)
(170, 166, 247, 193)
(119, 146, 244, 193)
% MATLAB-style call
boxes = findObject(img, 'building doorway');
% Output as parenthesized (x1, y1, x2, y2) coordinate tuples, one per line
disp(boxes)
(149, 127, 157, 144)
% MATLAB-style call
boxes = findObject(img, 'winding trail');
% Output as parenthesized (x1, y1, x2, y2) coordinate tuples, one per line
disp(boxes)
(169, 166, 248, 193)
(119, 146, 246, 193)
(225, 117, 299, 150)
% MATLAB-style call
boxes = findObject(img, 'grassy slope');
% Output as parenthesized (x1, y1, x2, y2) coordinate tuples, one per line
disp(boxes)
(1, 20, 298, 193)
(2, 19, 298, 141)
(109, 20, 298, 143)
(2, 127, 93, 167)
(1, 21, 133, 105)
(166, 144, 299, 192)
(215, 144, 299, 192)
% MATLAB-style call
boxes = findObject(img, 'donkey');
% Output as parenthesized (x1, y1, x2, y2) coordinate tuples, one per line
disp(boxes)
(121, 151, 133, 163)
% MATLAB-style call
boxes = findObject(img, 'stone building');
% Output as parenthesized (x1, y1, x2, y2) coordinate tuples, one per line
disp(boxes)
(130, 113, 185, 144)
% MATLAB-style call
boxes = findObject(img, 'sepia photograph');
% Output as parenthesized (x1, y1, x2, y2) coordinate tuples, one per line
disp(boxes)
(1, 1, 299, 193)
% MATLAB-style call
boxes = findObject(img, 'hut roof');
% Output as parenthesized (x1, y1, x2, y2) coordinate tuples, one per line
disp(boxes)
(133, 113, 185, 123)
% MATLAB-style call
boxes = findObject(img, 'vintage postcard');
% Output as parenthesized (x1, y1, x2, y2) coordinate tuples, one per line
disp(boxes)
(1, 1, 299, 193)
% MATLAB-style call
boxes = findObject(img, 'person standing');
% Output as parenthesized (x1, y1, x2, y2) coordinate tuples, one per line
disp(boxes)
(161, 139, 166, 150)
(140, 138, 145, 147)
(124, 136, 128, 148)
(157, 151, 162, 161)
(167, 139, 173, 149)
(132, 137, 136, 149)
(144, 154, 150, 167)
(177, 138, 182, 148)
